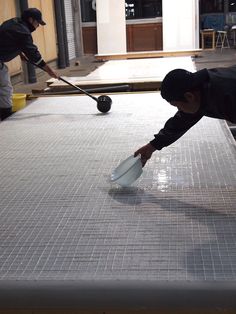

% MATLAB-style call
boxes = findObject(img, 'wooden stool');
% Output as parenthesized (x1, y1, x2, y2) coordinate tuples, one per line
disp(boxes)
(231, 25, 236, 46)
(200, 29, 216, 50)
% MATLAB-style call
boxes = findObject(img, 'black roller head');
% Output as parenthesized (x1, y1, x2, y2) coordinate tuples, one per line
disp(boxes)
(97, 95, 112, 113)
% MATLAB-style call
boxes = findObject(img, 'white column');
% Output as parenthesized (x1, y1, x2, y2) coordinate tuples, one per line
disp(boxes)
(96, 0, 127, 55)
(162, 0, 199, 51)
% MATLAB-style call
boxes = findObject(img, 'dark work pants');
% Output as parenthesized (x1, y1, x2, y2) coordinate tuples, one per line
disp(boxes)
(0, 107, 12, 121)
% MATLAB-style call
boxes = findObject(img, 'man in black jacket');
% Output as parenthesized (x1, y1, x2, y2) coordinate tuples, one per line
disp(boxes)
(0, 8, 58, 120)
(134, 66, 236, 166)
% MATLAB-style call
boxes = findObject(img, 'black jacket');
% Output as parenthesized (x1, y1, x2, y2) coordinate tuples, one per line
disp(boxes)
(0, 18, 45, 67)
(150, 66, 236, 150)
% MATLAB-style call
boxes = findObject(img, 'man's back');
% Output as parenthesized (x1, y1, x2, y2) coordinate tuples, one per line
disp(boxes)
(206, 66, 236, 123)
(0, 17, 31, 62)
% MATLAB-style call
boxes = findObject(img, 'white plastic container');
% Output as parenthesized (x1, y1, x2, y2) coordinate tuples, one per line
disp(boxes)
(111, 155, 143, 187)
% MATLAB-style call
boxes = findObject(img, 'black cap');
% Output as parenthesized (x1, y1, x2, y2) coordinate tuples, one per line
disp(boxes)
(21, 8, 46, 25)
(160, 68, 209, 102)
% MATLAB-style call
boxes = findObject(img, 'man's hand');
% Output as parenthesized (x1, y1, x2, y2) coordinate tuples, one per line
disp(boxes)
(43, 64, 59, 79)
(134, 143, 156, 167)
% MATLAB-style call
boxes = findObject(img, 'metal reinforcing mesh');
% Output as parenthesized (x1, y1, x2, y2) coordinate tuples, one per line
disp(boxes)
(0, 93, 235, 281)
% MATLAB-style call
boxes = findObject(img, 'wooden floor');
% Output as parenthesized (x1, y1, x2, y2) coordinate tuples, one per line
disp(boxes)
(94, 49, 202, 61)
(46, 56, 196, 92)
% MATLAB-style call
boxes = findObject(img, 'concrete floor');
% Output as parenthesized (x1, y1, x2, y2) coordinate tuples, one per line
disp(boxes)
(194, 48, 236, 70)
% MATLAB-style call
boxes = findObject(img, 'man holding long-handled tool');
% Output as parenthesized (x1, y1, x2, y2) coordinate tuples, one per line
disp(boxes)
(0, 8, 58, 121)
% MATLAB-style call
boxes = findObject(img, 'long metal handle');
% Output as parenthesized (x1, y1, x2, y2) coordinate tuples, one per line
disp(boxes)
(28, 59, 98, 103)
(58, 76, 98, 102)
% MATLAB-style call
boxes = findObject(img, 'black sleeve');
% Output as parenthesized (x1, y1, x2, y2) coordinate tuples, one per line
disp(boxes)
(150, 110, 204, 150)
(16, 29, 46, 67)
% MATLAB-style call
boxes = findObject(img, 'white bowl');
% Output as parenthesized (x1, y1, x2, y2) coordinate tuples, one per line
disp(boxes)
(111, 155, 143, 187)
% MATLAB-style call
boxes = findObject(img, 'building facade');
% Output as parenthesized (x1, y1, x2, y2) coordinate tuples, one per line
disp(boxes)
(2, 0, 236, 81)
(81, 0, 200, 55)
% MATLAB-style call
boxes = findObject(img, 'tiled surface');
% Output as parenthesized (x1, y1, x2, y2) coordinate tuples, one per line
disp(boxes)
(0, 93, 236, 282)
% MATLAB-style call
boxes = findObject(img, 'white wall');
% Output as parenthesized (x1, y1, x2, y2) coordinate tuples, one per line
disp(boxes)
(96, 0, 127, 55)
(96, 0, 199, 54)
(162, 0, 199, 50)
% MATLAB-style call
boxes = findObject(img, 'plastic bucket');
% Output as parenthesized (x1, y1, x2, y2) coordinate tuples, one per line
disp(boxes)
(12, 93, 26, 112)
(111, 155, 143, 187)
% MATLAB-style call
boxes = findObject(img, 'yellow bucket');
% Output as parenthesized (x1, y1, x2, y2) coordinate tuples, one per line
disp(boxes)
(12, 93, 26, 112)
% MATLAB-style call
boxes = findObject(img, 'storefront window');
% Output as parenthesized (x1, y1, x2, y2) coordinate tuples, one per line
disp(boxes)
(80, 0, 96, 22)
(200, 0, 224, 14)
(126, 0, 162, 19)
(227, 1, 236, 24)
(229, 0, 236, 12)
(80, 0, 162, 22)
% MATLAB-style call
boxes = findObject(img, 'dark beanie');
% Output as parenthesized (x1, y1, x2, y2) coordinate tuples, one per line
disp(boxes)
(160, 68, 209, 102)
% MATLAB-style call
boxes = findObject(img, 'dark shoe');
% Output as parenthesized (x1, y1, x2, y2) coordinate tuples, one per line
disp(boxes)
(0, 107, 12, 121)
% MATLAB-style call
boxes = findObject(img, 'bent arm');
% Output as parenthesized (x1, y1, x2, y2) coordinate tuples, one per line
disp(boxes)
(18, 32, 46, 67)
(150, 110, 204, 150)
(19, 37, 58, 78)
